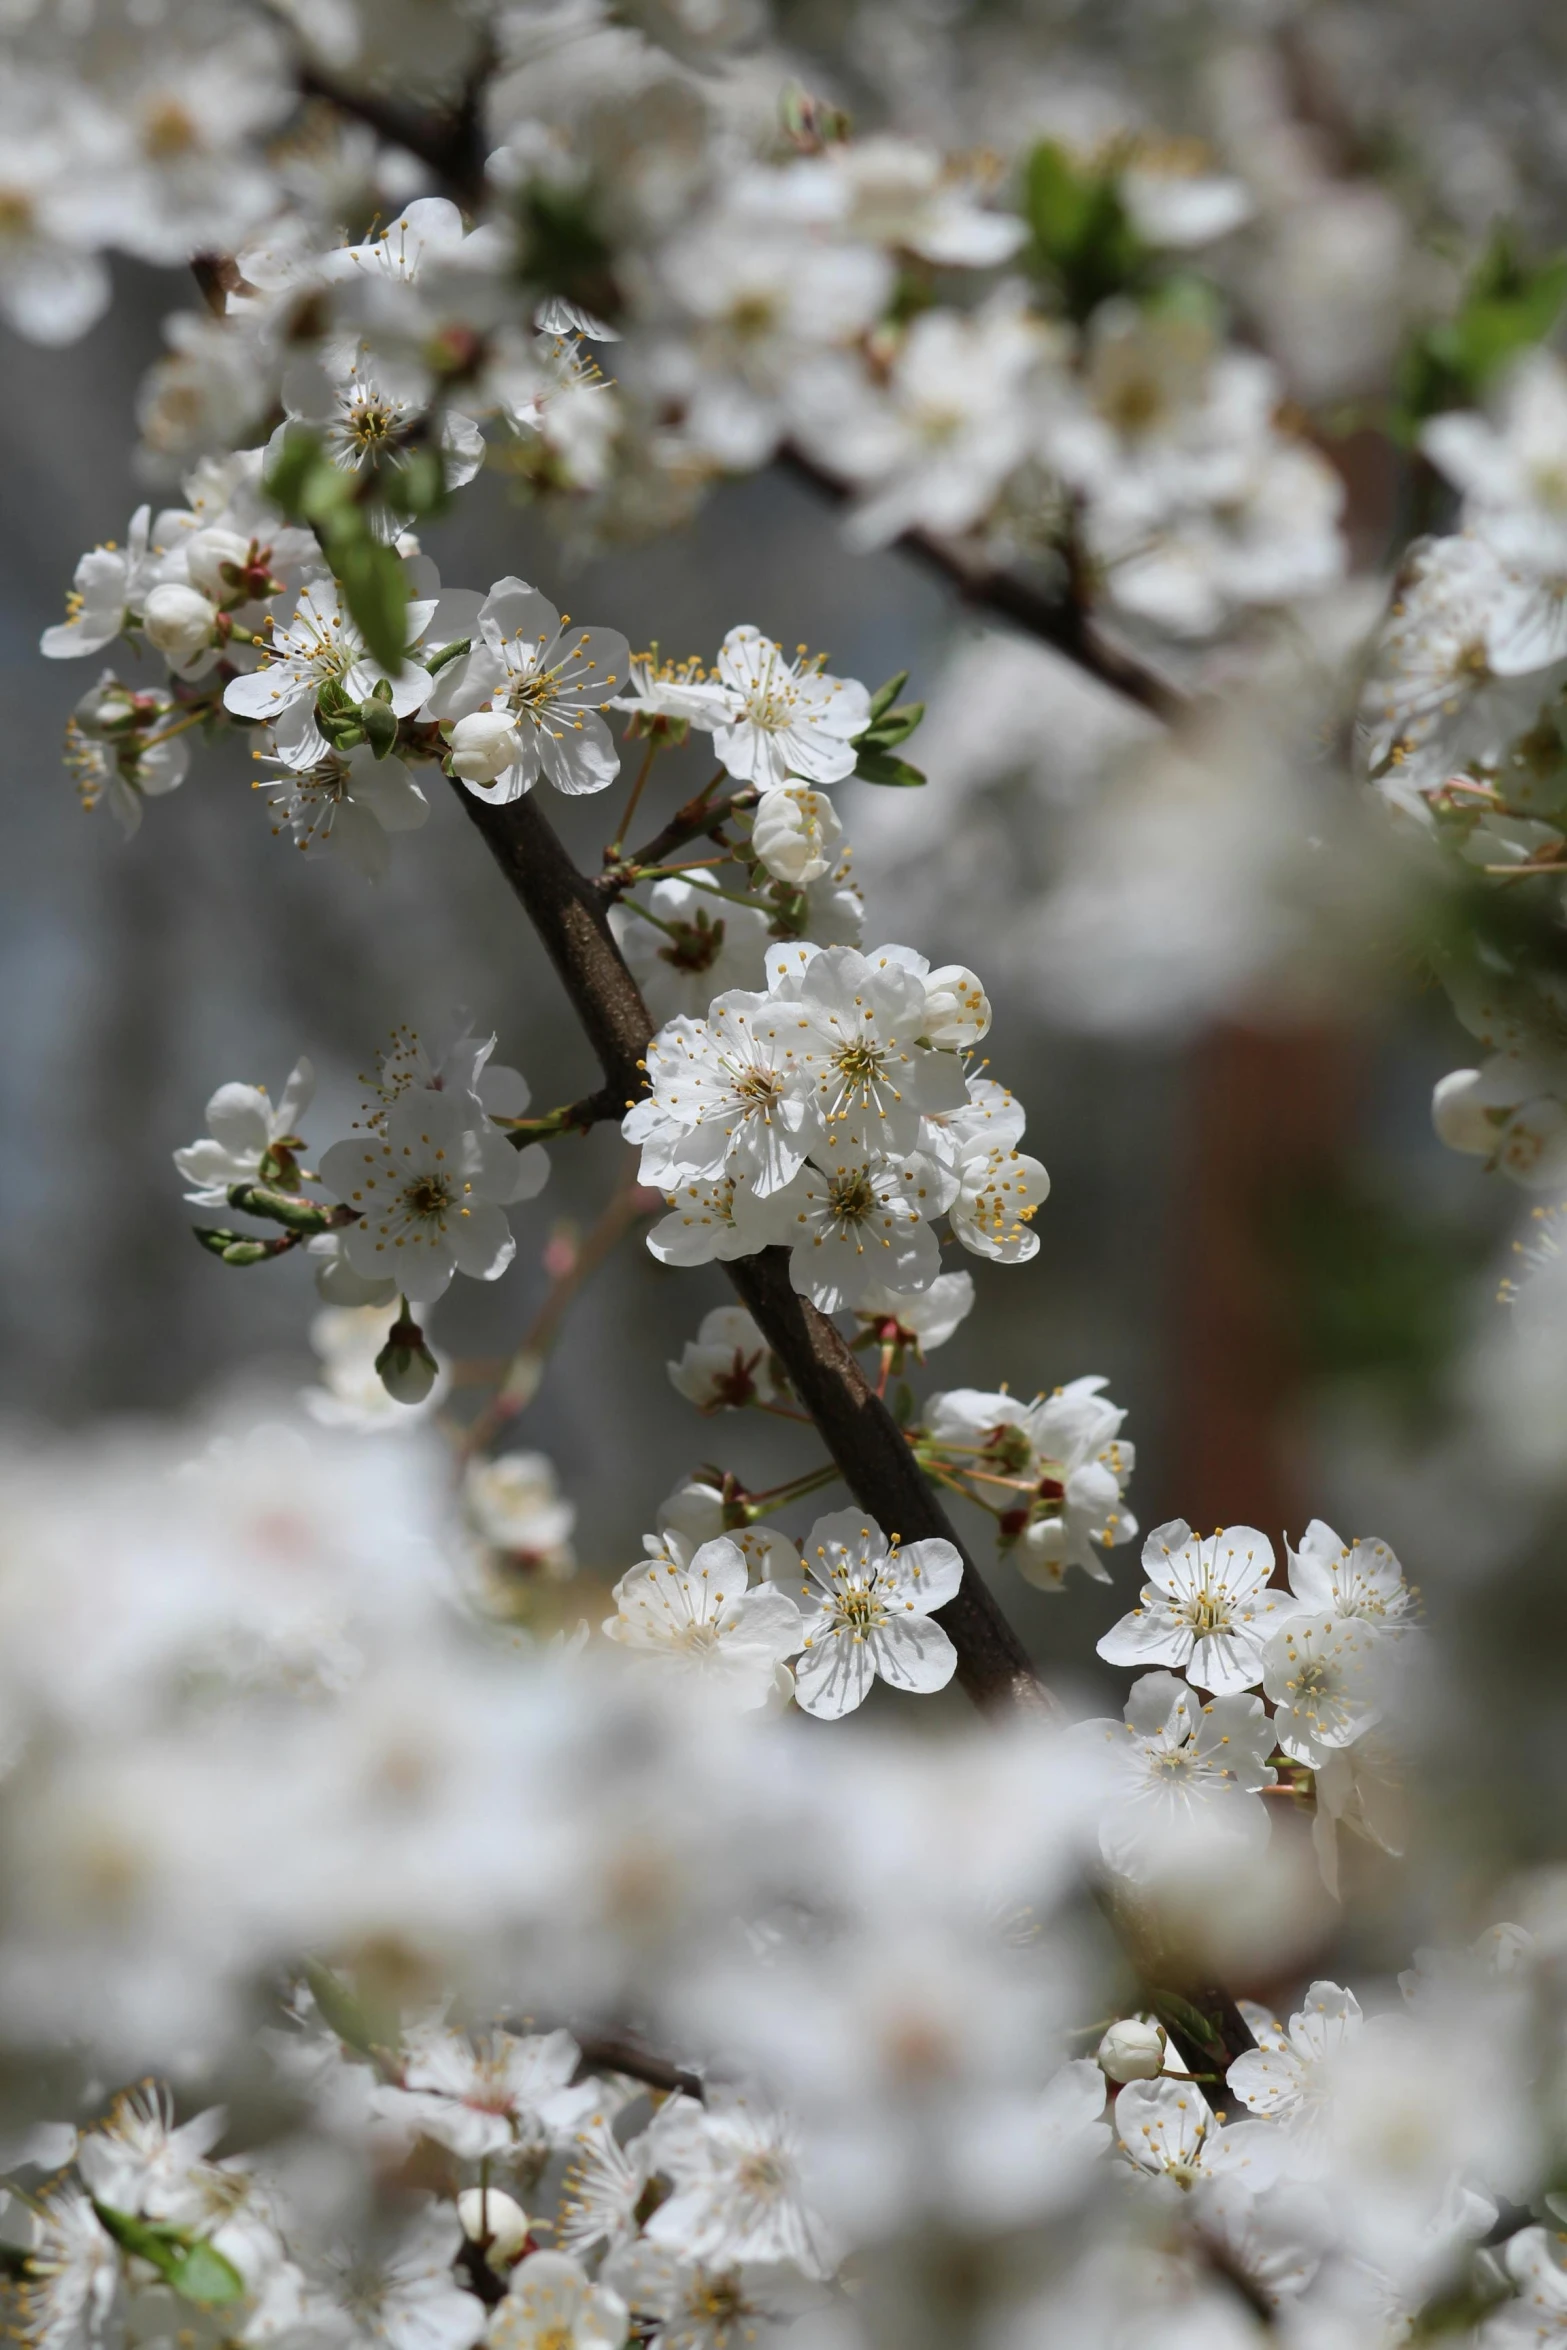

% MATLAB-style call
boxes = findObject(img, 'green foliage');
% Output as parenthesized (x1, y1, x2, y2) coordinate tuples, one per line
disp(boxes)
(854, 673, 928, 786)
(263, 428, 416, 676)
(1024, 141, 1148, 321)
(91, 2202, 244, 2307)
(302, 1957, 403, 2066)
(513, 180, 619, 323)
(1393, 228, 1567, 441)
(192, 1227, 274, 1267)
(1272, 1172, 1486, 1416)
(1146, 1988, 1229, 2070)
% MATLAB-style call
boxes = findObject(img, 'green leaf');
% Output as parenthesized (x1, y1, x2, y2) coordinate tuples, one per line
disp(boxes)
(263, 426, 325, 517)
(90, 2203, 243, 2309)
(385, 445, 449, 522)
(168, 2243, 246, 2307)
(1146, 1989, 1229, 2069)
(330, 530, 410, 676)
(1392, 229, 1567, 439)
(859, 700, 925, 750)
(865, 671, 909, 725)
(854, 748, 926, 787)
(302, 1957, 400, 2066)
(1024, 141, 1146, 320)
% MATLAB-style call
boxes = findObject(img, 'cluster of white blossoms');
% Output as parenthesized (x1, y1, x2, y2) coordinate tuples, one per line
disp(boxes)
(627, 946, 1044, 1311)
(0, 1405, 1548, 2350)
(11, 0, 1352, 657)
(174, 1023, 547, 1346)
(1354, 351, 1567, 1192)
(1085, 1518, 1417, 1897)
(22, 7, 1567, 2350)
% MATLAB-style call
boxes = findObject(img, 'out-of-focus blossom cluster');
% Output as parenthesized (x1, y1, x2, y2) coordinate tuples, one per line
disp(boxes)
(0, 1407, 1553, 2350)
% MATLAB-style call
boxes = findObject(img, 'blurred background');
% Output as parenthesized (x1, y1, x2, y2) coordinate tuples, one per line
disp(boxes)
(6, 0, 1567, 1945)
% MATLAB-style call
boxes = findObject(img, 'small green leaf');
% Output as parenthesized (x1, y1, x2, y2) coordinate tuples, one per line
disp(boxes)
(168, 2242, 245, 2307)
(90, 2203, 243, 2308)
(1024, 141, 1146, 319)
(303, 1957, 400, 2066)
(865, 671, 909, 725)
(859, 700, 925, 750)
(854, 749, 926, 787)
(331, 532, 410, 675)
(1146, 1989, 1229, 2068)
(264, 426, 325, 517)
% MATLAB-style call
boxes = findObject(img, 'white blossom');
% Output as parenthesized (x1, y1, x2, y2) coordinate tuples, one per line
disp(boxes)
(1081, 1669, 1277, 1882)
(426, 577, 629, 801)
(373, 2026, 586, 2163)
(667, 1307, 780, 1412)
(776, 1508, 961, 1719)
(223, 583, 437, 730)
(174, 1059, 315, 1207)
(1097, 1519, 1279, 1694)
(709, 630, 871, 790)
(603, 1538, 804, 1710)
(317, 1088, 519, 1306)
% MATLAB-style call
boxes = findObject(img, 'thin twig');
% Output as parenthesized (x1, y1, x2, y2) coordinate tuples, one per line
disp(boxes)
(461, 1167, 656, 1458)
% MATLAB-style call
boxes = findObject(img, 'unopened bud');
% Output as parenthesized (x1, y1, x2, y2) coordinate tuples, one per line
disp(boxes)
(1431, 1068, 1499, 1157)
(1096, 2017, 1167, 2083)
(920, 964, 991, 1050)
(182, 527, 254, 602)
(448, 709, 521, 785)
(359, 693, 399, 759)
(456, 2187, 530, 2266)
(194, 1226, 274, 1266)
(142, 582, 218, 665)
(226, 1182, 336, 1234)
(375, 1315, 439, 1405)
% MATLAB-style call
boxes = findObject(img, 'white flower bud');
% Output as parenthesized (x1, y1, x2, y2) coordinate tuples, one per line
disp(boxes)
(751, 783, 842, 887)
(182, 526, 254, 601)
(457, 2187, 530, 2266)
(448, 708, 523, 785)
(142, 581, 218, 665)
(1430, 1068, 1496, 1156)
(921, 963, 991, 1049)
(1096, 2017, 1167, 2082)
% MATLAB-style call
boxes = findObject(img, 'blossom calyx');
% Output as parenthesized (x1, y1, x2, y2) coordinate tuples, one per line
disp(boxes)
(359, 684, 400, 759)
(375, 1312, 441, 1405)
(1096, 2016, 1167, 2082)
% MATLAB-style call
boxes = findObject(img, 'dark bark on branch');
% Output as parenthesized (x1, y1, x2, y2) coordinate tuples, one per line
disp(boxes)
(450, 783, 1048, 1716)
(602, 786, 757, 895)
(574, 2033, 706, 2104)
(779, 446, 1191, 726)
(295, 58, 490, 212)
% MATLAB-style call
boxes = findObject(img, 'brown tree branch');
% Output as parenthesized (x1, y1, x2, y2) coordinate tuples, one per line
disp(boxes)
(574, 2032, 705, 2104)
(778, 446, 1191, 726)
(451, 782, 1049, 1718)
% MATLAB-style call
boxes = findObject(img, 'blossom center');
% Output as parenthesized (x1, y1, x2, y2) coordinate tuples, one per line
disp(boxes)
(825, 1168, 878, 1226)
(403, 1174, 454, 1220)
(142, 98, 201, 159)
